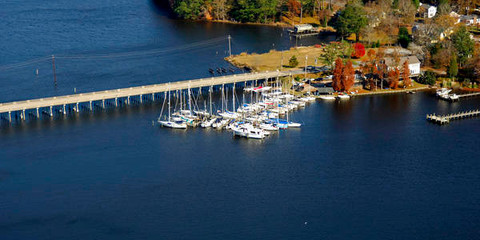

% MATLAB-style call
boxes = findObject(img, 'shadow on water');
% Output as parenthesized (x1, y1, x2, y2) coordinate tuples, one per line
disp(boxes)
(149, 0, 175, 17)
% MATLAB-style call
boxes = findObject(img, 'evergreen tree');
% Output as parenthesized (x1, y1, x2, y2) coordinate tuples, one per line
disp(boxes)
(447, 55, 458, 80)
(398, 27, 411, 48)
(451, 26, 475, 66)
(333, 2, 368, 42)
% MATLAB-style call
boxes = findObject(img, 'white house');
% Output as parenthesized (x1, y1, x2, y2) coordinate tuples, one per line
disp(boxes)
(420, 3, 437, 18)
(383, 56, 421, 77)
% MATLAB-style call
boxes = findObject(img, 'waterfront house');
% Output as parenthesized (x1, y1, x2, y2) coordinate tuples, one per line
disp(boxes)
(383, 56, 421, 77)
(419, 3, 437, 19)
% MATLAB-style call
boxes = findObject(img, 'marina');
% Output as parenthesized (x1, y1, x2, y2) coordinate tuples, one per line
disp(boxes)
(156, 78, 314, 139)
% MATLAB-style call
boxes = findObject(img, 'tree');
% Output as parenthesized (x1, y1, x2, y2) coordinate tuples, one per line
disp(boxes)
(396, 0, 416, 25)
(211, 0, 229, 20)
(343, 60, 355, 91)
(320, 44, 339, 68)
(447, 54, 458, 80)
(289, 55, 299, 67)
(437, 0, 452, 15)
(398, 27, 411, 48)
(352, 43, 366, 58)
(412, 0, 420, 9)
(340, 40, 354, 58)
(333, 2, 368, 42)
(367, 49, 376, 61)
(451, 26, 475, 66)
(333, 58, 344, 91)
(418, 70, 436, 85)
(403, 60, 411, 87)
(388, 68, 400, 89)
(174, 0, 205, 20)
(287, 0, 302, 17)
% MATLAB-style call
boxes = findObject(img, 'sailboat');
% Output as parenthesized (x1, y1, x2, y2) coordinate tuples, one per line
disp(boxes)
(158, 90, 187, 129)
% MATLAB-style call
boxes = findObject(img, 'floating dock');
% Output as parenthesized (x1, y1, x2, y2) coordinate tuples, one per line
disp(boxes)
(426, 109, 480, 125)
(0, 70, 302, 123)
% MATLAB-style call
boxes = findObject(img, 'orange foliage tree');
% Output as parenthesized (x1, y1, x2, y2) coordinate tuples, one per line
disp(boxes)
(402, 60, 411, 87)
(367, 49, 376, 61)
(388, 68, 400, 89)
(343, 60, 355, 91)
(287, 0, 301, 17)
(333, 58, 344, 91)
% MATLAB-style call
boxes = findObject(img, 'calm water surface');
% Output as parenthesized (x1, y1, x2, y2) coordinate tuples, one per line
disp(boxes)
(1, 1, 480, 239)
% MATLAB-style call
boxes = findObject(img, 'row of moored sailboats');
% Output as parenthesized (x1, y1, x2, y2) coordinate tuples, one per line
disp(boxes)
(157, 81, 316, 139)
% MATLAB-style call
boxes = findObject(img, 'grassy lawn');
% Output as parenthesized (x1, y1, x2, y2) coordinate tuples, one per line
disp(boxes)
(226, 46, 325, 72)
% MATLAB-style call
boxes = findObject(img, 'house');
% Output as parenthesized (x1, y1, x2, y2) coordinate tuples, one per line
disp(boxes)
(460, 15, 480, 26)
(419, 3, 437, 18)
(383, 56, 421, 77)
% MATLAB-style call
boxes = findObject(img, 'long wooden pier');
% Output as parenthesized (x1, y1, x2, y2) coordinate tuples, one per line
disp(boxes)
(0, 70, 300, 123)
(426, 109, 480, 125)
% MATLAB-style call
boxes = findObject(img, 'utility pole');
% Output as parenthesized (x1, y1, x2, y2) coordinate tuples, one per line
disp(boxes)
(51, 55, 57, 87)
(228, 35, 232, 57)
(305, 55, 308, 79)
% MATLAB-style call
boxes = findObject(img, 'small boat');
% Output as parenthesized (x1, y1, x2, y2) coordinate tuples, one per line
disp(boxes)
(208, 68, 215, 75)
(233, 125, 266, 139)
(337, 94, 350, 100)
(436, 88, 451, 97)
(299, 96, 316, 102)
(259, 122, 279, 131)
(320, 95, 336, 100)
(159, 120, 187, 129)
(449, 94, 459, 101)
(201, 117, 217, 128)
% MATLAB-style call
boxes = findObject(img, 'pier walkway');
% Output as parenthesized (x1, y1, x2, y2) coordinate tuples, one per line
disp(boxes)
(426, 109, 480, 125)
(0, 70, 300, 123)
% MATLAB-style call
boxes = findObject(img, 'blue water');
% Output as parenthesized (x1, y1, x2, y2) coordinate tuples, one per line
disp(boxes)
(1, 1, 480, 239)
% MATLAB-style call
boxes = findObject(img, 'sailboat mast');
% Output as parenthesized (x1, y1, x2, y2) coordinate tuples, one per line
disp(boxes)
(232, 83, 235, 113)
(168, 90, 171, 121)
(209, 86, 212, 115)
(222, 84, 225, 112)
(188, 85, 192, 115)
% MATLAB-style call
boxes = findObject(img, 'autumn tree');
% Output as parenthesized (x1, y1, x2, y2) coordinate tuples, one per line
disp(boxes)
(332, 58, 344, 91)
(402, 60, 411, 87)
(287, 0, 302, 17)
(396, 0, 416, 25)
(388, 68, 400, 89)
(343, 60, 355, 91)
(352, 43, 366, 59)
(211, 0, 229, 20)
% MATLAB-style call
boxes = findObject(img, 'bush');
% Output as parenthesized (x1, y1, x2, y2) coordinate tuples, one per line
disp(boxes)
(351, 43, 366, 58)
(418, 71, 436, 86)
(289, 55, 299, 68)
